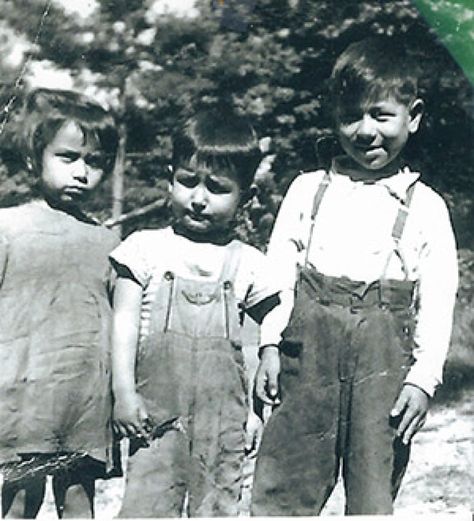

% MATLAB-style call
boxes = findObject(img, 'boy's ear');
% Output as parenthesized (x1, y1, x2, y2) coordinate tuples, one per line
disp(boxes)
(25, 156, 34, 172)
(408, 98, 424, 134)
(240, 185, 258, 205)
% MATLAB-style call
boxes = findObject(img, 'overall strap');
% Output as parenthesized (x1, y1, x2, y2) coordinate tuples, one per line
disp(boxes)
(391, 181, 416, 241)
(219, 240, 243, 285)
(305, 172, 331, 267)
(219, 241, 244, 341)
(381, 181, 417, 282)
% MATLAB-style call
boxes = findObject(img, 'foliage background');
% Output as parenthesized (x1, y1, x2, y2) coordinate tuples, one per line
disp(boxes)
(0, 0, 472, 387)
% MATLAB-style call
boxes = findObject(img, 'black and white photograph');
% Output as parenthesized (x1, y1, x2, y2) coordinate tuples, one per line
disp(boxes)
(0, 0, 472, 518)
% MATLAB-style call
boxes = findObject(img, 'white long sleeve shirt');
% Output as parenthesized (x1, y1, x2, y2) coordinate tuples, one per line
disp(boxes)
(260, 158, 458, 396)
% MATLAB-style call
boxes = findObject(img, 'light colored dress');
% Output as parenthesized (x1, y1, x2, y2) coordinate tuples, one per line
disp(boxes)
(0, 200, 119, 467)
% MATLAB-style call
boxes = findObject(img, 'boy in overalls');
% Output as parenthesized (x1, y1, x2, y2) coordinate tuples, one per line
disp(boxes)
(252, 36, 458, 515)
(109, 108, 278, 517)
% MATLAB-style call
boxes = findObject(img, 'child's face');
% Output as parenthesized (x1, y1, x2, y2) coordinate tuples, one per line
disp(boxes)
(170, 160, 242, 239)
(40, 120, 106, 207)
(335, 96, 422, 175)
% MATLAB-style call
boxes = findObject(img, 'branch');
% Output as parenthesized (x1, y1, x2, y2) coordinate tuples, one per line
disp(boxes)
(103, 198, 167, 228)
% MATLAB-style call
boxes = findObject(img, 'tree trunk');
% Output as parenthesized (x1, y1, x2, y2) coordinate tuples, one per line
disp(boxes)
(111, 126, 126, 237)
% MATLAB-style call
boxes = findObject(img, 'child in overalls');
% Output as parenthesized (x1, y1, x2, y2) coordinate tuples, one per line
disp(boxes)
(110, 108, 278, 517)
(252, 36, 458, 515)
(0, 89, 119, 518)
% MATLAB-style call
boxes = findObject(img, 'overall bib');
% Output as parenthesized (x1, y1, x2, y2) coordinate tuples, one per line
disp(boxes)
(119, 242, 247, 518)
(252, 176, 417, 516)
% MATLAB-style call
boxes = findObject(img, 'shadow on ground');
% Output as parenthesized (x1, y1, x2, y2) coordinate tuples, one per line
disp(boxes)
(433, 361, 474, 406)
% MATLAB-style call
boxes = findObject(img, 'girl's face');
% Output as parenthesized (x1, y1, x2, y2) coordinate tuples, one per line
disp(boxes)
(170, 159, 242, 241)
(40, 120, 106, 207)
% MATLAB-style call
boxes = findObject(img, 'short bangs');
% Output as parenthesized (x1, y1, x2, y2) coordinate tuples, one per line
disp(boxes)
(23, 89, 119, 175)
(172, 108, 261, 190)
(330, 36, 420, 113)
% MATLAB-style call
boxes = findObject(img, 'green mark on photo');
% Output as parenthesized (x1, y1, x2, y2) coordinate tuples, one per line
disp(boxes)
(413, 0, 474, 84)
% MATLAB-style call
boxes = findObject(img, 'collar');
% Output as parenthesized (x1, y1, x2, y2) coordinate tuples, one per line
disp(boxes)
(34, 198, 102, 225)
(330, 156, 420, 204)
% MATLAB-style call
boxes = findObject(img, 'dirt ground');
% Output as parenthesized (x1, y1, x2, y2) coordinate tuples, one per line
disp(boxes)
(321, 387, 474, 516)
(34, 387, 473, 518)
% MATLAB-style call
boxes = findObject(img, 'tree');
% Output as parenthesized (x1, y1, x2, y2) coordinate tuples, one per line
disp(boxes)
(0, 0, 472, 246)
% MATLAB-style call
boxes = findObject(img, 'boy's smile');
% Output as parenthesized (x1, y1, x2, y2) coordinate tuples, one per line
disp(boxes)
(336, 97, 423, 176)
(170, 163, 242, 240)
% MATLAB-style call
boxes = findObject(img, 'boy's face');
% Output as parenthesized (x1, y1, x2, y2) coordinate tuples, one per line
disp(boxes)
(335, 96, 422, 175)
(40, 120, 106, 207)
(170, 158, 242, 239)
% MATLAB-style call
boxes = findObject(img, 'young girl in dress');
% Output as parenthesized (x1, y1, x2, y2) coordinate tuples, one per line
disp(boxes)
(0, 88, 119, 518)
(110, 108, 279, 517)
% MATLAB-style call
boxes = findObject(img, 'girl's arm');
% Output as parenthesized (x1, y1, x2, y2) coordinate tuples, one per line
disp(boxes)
(112, 274, 149, 438)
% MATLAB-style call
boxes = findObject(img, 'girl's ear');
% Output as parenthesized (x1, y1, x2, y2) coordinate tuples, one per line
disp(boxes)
(408, 98, 424, 134)
(167, 164, 174, 193)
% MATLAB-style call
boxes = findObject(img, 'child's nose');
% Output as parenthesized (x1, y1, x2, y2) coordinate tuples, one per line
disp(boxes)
(73, 159, 89, 184)
(357, 115, 377, 140)
(191, 185, 207, 209)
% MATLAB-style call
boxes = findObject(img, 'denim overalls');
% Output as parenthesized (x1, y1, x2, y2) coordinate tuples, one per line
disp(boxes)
(119, 242, 247, 518)
(252, 175, 417, 515)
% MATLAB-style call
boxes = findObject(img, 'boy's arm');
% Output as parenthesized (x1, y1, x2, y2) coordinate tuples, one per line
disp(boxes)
(254, 172, 315, 333)
(250, 173, 323, 404)
(255, 172, 325, 340)
(392, 195, 458, 443)
(390, 384, 429, 445)
(405, 196, 458, 395)
(252, 174, 308, 402)
(112, 272, 149, 439)
(254, 288, 296, 404)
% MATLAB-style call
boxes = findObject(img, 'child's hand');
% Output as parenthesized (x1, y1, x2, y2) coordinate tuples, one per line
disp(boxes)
(390, 384, 429, 445)
(113, 391, 150, 440)
(254, 346, 280, 405)
(244, 410, 264, 458)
